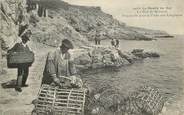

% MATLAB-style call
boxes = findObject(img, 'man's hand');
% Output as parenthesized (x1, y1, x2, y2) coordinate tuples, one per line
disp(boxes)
(70, 75, 83, 88)
(53, 77, 61, 86)
(70, 75, 77, 84)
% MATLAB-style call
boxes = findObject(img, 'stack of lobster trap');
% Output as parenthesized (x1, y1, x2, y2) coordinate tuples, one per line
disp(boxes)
(32, 84, 87, 115)
(121, 85, 167, 115)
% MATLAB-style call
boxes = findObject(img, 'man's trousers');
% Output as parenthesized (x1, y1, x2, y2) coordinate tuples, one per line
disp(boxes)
(16, 65, 29, 88)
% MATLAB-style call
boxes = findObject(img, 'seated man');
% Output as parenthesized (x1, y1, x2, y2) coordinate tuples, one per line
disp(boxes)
(42, 39, 82, 88)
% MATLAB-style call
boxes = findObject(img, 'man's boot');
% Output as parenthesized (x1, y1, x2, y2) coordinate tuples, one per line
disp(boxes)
(15, 75, 23, 92)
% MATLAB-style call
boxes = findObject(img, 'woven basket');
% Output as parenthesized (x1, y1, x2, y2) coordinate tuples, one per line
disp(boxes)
(7, 51, 34, 68)
(32, 84, 86, 115)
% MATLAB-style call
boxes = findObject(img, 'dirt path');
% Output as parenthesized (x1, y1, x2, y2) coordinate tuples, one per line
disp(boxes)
(0, 42, 54, 114)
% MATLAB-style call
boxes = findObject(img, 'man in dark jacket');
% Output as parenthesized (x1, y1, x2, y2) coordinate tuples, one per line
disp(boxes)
(111, 38, 115, 47)
(115, 39, 119, 48)
(42, 39, 82, 88)
(9, 30, 32, 92)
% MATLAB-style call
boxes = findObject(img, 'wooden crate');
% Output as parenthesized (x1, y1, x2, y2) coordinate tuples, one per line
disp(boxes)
(33, 84, 86, 115)
(7, 51, 34, 68)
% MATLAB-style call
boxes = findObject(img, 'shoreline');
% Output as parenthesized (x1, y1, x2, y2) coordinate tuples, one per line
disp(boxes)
(1, 40, 184, 115)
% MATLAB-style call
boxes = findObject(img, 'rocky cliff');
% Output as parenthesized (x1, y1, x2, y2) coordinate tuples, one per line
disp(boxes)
(30, 17, 89, 47)
(0, 0, 89, 49)
(0, 0, 171, 49)
(0, 0, 163, 70)
(37, 0, 156, 41)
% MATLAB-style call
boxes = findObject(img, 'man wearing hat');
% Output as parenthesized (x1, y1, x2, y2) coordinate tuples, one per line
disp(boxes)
(9, 30, 32, 92)
(42, 39, 82, 88)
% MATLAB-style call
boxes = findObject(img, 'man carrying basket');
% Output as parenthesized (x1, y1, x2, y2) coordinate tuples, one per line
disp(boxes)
(8, 30, 33, 92)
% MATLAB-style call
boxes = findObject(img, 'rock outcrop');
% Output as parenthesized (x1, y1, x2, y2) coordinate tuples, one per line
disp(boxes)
(0, 0, 20, 49)
(129, 26, 173, 38)
(69, 46, 160, 72)
(30, 17, 89, 47)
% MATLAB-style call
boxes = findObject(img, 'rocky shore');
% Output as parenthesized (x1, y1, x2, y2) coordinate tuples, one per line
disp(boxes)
(70, 46, 160, 72)
(0, 0, 173, 115)
(0, 0, 160, 74)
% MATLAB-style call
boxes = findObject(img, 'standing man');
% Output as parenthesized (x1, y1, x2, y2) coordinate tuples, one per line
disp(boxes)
(97, 37, 101, 45)
(95, 34, 101, 45)
(94, 37, 98, 45)
(111, 38, 115, 47)
(115, 39, 119, 48)
(42, 39, 82, 88)
(9, 30, 32, 92)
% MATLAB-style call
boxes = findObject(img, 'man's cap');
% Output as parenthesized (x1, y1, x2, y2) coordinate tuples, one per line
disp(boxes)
(62, 39, 74, 49)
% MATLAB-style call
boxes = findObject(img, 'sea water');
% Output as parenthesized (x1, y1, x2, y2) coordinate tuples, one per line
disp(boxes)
(82, 35, 184, 106)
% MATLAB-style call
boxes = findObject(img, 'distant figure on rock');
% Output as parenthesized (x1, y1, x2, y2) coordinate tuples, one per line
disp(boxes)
(26, 0, 37, 12)
(94, 37, 98, 45)
(111, 38, 115, 47)
(97, 37, 101, 45)
(115, 39, 119, 48)
(37, 4, 47, 17)
(95, 34, 101, 45)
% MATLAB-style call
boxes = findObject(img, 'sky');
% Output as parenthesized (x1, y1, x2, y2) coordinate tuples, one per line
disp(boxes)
(63, 0, 184, 34)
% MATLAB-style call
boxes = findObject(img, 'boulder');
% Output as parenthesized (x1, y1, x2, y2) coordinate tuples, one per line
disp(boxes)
(131, 49, 160, 58)
(131, 49, 144, 54)
(102, 53, 114, 66)
(118, 50, 139, 63)
(91, 62, 105, 69)
(72, 46, 137, 70)
(91, 47, 125, 68)
(74, 53, 92, 71)
(144, 52, 160, 58)
(75, 53, 91, 65)
(132, 52, 148, 58)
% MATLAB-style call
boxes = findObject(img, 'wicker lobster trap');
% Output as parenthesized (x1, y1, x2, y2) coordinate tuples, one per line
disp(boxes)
(121, 86, 166, 115)
(32, 84, 86, 115)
